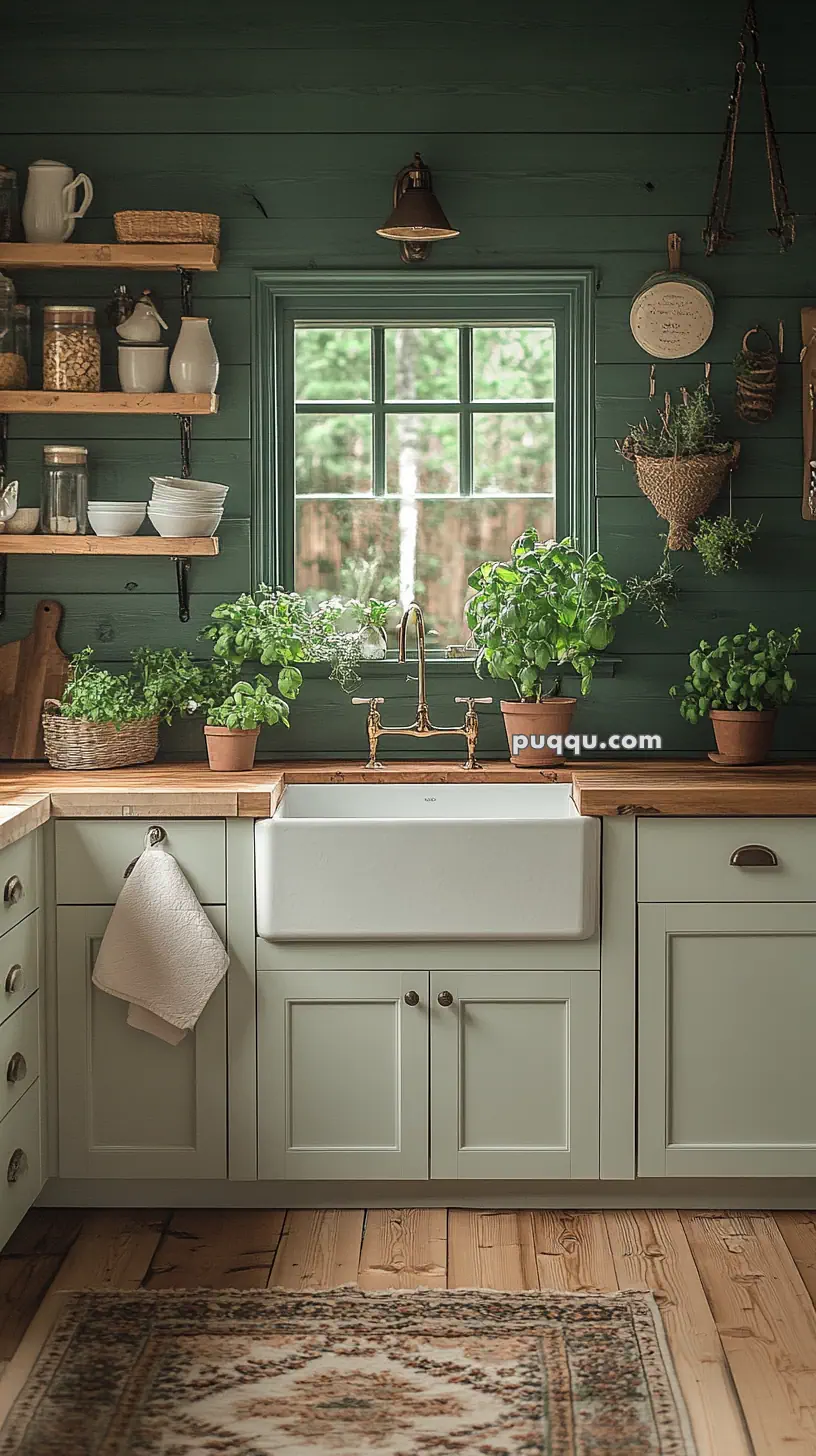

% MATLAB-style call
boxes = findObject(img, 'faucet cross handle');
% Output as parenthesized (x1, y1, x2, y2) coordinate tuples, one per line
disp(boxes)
(454, 696, 493, 706)
(351, 697, 385, 706)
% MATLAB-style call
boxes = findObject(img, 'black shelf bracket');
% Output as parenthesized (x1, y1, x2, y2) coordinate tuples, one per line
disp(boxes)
(0, 412, 7, 480)
(177, 413, 193, 478)
(0, 554, 6, 623)
(177, 266, 195, 317)
(172, 555, 192, 623)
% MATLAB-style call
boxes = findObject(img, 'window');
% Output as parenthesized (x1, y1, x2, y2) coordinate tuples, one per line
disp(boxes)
(254, 272, 593, 651)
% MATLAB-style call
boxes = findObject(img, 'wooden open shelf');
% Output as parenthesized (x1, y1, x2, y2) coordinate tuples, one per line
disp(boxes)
(0, 535, 219, 556)
(0, 392, 218, 415)
(0, 243, 219, 271)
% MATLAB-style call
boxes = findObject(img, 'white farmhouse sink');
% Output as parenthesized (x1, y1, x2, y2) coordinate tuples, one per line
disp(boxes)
(255, 782, 599, 942)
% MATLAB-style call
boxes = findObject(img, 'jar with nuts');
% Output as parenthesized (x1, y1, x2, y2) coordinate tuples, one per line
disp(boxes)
(43, 305, 101, 392)
(0, 269, 26, 390)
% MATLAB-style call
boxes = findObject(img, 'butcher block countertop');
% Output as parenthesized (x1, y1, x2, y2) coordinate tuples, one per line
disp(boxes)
(0, 759, 816, 849)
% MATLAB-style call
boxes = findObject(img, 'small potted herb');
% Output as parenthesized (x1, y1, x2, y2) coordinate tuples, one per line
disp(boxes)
(670, 624, 801, 765)
(203, 674, 296, 772)
(466, 529, 627, 766)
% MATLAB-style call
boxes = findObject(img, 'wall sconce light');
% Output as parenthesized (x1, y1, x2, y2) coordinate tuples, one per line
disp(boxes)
(376, 152, 459, 264)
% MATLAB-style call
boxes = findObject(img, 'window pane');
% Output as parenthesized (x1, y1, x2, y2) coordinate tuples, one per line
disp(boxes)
(295, 327, 371, 401)
(472, 326, 554, 401)
(295, 414, 372, 495)
(386, 414, 458, 496)
(473, 412, 555, 495)
(385, 328, 459, 401)
(295, 496, 554, 647)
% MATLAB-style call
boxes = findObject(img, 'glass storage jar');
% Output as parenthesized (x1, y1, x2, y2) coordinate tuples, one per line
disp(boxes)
(0, 271, 26, 390)
(41, 445, 88, 535)
(12, 304, 30, 387)
(43, 305, 100, 392)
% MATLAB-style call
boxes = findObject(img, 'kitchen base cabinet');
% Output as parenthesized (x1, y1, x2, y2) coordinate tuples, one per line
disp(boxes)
(639, 903, 816, 1177)
(57, 905, 227, 1179)
(0, 1082, 42, 1250)
(431, 971, 599, 1178)
(258, 970, 429, 1180)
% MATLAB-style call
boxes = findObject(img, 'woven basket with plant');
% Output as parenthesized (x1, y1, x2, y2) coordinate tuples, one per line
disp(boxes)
(41, 647, 206, 771)
(619, 386, 739, 550)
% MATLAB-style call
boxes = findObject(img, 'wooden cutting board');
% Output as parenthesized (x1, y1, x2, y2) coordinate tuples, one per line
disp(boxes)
(0, 600, 71, 760)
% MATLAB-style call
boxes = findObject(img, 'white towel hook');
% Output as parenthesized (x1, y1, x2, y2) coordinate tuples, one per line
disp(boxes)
(123, 825, 167, 879)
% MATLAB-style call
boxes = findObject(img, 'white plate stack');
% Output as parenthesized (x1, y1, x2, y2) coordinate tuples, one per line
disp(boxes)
(147, 476, 228, 538)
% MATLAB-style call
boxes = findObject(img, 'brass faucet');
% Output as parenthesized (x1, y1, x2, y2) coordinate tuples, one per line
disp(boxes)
(352, 602, 491, 769)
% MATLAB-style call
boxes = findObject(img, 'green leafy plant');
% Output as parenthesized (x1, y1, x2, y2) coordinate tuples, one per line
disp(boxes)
(58, 647, 210, 729)
(206, 674, 292, 731)
(626, 548, 680, 629)
(466, 528, 628, 699)
(693, 514, 760, 575)
(618, 385, 733, 459)
(670, 625, 801, 723)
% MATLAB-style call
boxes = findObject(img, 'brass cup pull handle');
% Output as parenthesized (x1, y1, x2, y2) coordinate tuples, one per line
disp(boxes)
(403, 990, 420, 1007)
(6, 1053, 26, 1085)
(437, 990, 454, 1007)
(7, 1148, 28, 1184)
(4, 965, 23, 995)
(730, 844, 779, 867)
(3, 876, 23, 907)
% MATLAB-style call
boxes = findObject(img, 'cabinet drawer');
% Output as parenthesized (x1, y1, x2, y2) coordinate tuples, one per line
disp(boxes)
(0, 834, 39, 936)
(0, 1082, 42, 1253)
(56, 820, 226, 905)
(0, 996, 38, 1122)
(639, 818, 816, 902)
(0, 913, 39, 1026)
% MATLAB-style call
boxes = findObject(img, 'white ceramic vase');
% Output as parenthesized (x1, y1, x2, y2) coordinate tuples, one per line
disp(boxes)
(169, 316, 219, 393)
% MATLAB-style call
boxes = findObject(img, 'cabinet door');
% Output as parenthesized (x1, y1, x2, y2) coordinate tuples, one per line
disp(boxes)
(57, 906, 226, 1179)
(258, 970, 429, 1180)
(430, 971, 599, 1179)
(639, 902, 816, 1177)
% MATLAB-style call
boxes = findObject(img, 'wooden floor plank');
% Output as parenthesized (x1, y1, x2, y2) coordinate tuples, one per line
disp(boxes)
(0, 1210, 83, 1367)
(775, 1212, 816, 1310)
(145, 1210, 286, 1289)
(683, 1210, 816, 1454)
(447, 1210, 538, 1290)
(532, 1211, 618, 1293)
(607, 1210, 750, 1456)
(269, 1210, 364, 1290)
(50, 1210, 169, 1292)
(358, 1209, 447, 1290)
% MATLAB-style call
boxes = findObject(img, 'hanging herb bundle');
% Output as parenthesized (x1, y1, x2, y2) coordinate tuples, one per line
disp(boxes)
(626, 548, 681, 629)
(734, 327, 778, 422)
(694, 514, 760, 574)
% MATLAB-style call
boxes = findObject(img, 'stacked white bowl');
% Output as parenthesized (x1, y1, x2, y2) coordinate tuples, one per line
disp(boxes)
(147, 476, 228, 538)
(88, 501, 147, 537)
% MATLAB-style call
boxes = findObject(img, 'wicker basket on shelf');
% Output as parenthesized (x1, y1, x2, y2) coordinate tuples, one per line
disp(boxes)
(41, 701, 159, 771)
(113, 211, 220, 245)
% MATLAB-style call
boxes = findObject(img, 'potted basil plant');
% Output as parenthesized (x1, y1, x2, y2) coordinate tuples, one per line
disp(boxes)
(670, 624, 801, 765)
(204, 673, 297, 772)
(466, 529, 628, 766)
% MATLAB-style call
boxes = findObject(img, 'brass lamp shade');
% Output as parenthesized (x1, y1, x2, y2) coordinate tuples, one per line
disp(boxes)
(377, 153, 459, 262)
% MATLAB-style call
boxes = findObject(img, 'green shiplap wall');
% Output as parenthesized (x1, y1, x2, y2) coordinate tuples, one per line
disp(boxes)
(4, 0, 816, 759)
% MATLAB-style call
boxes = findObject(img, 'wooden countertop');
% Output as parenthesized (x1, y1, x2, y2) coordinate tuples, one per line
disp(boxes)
(0, 760, 816, 849)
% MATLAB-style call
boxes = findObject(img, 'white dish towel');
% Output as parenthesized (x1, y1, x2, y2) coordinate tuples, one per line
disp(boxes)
(92, 845, 229, 1045)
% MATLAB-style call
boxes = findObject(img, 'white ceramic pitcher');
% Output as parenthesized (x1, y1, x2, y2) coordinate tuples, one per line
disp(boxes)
(22, 160, 93, 243)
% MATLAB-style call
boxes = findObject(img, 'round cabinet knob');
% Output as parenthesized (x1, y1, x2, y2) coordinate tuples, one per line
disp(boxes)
(4, 965, 23, 996)
(7, 1148, 28, 1185)
(403, 991, 420, 1007)
(437, 991, 454, 1007)
(3, 877, 23, 907)
(6, 1053, 26, 1085)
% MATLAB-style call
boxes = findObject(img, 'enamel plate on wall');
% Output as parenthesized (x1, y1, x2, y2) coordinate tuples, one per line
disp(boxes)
(630, 233, 714, 359)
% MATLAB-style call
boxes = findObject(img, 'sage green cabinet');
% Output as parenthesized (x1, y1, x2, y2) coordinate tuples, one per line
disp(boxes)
(257, 969, 429, 1180)
(639, 902, 816, 1177)
(430, 970, 599, 1179)
(56, 905, 227, 1179)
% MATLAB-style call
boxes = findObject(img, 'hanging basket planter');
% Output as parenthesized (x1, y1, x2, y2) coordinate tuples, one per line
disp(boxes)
(620, 441, 740, 550)
(735, 327, 778, 422)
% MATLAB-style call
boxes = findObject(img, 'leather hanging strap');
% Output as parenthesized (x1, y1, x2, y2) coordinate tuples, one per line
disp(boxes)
(703, 0, 795, 256)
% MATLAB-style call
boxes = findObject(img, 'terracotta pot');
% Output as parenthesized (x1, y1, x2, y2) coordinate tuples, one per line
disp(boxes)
(204, 725, 259, 772)
(500, 697, 577, 767)
(709, 709, 777, 766)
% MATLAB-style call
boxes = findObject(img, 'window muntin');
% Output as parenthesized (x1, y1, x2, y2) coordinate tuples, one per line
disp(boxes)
(293, 324, 556, 645)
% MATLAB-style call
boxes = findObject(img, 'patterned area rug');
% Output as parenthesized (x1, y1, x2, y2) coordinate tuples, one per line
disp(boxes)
(0, 1287, 697, 1455)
